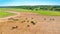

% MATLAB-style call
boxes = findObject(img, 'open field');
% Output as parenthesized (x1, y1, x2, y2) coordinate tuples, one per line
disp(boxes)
(0, 11, 15, 18)
(2, 8, 60, 16)
(0, 8, 15, 18)
(0, 12, 60, 34)
(0, 6, 60, 34)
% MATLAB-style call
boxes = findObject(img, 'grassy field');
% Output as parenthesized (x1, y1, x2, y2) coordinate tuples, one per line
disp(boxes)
(6, 8, 60, 16)
(34, 10, 60, 16)
(0, 8, 60, 18)
(0, 10, 14, 18)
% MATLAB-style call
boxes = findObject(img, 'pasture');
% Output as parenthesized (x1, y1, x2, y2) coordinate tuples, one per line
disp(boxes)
(0, 7, 60, 18)
(4, 8, 60, 16)
(0, 6, 60, 34)
(0, 8, 14, 18)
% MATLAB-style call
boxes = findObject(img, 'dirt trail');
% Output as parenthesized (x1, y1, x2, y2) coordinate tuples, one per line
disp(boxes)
(0, 11, 60, 34)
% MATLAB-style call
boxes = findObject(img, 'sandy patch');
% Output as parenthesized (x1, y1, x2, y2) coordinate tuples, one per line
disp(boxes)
(0, 12, 60, 34)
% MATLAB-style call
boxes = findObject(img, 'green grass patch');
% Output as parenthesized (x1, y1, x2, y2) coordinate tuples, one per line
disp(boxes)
(0, 11, 14, 18)
(1, 8, 60, 16)
(8, 8, 60, 16)
(34, 10, 60, 16)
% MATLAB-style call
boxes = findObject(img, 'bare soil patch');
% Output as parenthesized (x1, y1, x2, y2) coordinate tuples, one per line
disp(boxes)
(0, 12, 60, 34)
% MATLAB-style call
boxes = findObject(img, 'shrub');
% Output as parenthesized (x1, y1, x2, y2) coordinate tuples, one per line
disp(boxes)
(12, 26, 18, 30)
(31, 21, 36, 25)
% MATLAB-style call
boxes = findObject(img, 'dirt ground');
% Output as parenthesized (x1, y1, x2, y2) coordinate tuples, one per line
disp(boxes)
(0, 12, 60, 34)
